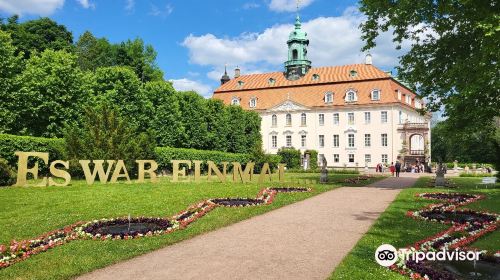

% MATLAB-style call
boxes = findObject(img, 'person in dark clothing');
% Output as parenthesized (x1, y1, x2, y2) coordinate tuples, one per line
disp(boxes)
(395, 161, 401, 177)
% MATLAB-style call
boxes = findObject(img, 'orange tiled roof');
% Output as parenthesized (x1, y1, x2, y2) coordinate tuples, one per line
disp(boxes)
(212, 64, 421, 110)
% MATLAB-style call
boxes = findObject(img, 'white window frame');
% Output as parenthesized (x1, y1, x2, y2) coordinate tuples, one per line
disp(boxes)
(286, 113, 292, 126)
(381, 111, 388, 123)
(348, 112, 355, 125)
(286, 135, 292, 147)
(348, 154, 355, 163)
(333, 154, 339, 163)
(319, 113, 325, 126)
(333, 134, 339, 148)
(249, 98, 257, 108)
(319, 135, 325, 148)
(231, 97, 240, 106)
(348, 134, 355, 148)
(364, 112, 371, 124)
(345, 90, 358, 102)
(301, 113, 307, 126)
(364, 134, 371, 147)
(271, 135, 277, 148)
(382, 154, 388, 164)
(365, 154, 371, 163)
(333, 113, 339, 125)
(381, 133, 388, 147)
(301, 134, 306, 148)
(271, 114, 277, 127)
(371, 89, 381, 101)
(324, 92, 333, 103)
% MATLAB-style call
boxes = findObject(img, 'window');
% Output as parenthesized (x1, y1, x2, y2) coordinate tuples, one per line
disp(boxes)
(292, 49, 298, 60)
(286, 113, 292, 126)
(231, 97, 240, 106)
(406, 94, 411, 104)
(333, 154, 339, 163)
(349, 70, 357, 77)
(333, 134, 339, 147)
(399, 111, 403, 124)
(397, 90, 402, 100)
(346, 90, 357, 102)
(271, 135, 277, 148)
(324, 92, 333, 103)
(371, 89, 380, 101)
(301, 135, 306, 148)
(365, 154, 371, 163)
(381, 133, 388, 147)
(237, 81, 244, 87)
(348, 134, 355, 148)
(319, 114, 325, 125)
(364, 112, 371, 124)
(348, 112, 355, 125)
(382, 154, 388, 164)
(319, 135, 325, 148)
(319, 154, 325, 166)
(300, 113, 307, 126)
(364, 134, 371, 147)
(333, 113, 339, 125)
(286, 135, 292, 147)
(272, 114, 277, 127)
(381, 111, 388, 123)
(249, 98, 257, 108)
(348, 154, 355, 163)
(312, 74, 320, 81)
(268, 78, 276, 86)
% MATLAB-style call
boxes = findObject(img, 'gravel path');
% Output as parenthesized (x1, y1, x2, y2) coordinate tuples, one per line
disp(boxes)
(77, 176, 418, 280)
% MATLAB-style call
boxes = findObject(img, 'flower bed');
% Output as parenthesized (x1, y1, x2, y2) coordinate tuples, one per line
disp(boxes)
(0, 187, 311, 269)
(391, 192, 500, 279)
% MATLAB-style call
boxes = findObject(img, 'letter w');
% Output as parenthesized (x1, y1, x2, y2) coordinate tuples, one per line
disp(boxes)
(79, 160, 115, 185)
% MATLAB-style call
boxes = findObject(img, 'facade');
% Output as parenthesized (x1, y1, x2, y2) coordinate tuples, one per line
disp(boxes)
(212, 16, 431, 168)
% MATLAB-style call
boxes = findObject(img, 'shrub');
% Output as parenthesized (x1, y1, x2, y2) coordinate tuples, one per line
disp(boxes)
(0, 158, 16, 186)
(330, 169, 360, 175)
(0, 134, 65, 174)
(64, 104, 156, 177)
(458, 173, 494, 177)
(277, 147, 301, 169)
(305, 149, 318, 170)
(155, 147, 251, 173)
(250, 144, 281, 173)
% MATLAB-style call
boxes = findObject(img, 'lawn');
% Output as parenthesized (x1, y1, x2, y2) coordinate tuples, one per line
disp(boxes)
(0, 172, 374, 280)
(329, 177, 500, 280)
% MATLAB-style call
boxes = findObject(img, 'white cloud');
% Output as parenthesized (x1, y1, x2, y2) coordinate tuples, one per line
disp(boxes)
(77, 0, 94, 9)
(149, 3, 173, 17)
(0, 0, 64, 16)
(268, 0, 314, 12)
(182, 7, 409, 82)
(125, 0, 134, 11)
(170, 78, 212, 97)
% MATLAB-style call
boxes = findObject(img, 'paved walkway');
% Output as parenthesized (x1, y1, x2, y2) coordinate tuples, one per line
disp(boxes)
(78, 176, 418, 280)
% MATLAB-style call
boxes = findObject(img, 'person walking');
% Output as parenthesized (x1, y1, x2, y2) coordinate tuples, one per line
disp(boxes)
(389, 162, 395, 177)
(395, 161, 401, 177)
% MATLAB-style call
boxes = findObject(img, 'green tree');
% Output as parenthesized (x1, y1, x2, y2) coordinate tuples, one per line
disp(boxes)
(143, 80, 184, 146)
(64, 104, 156, 177)
(1, 16, 73, 58)
(205, 99, 230, 151)
(75, 31, 115, 71)
(174, 91, 208, 149)
(0, 30, 23, 133)
(115, 39, 164, 82)
(93, 66, 152, 130)
(225, 105, 249, 153)
(359, 0, 500, 127)
(13, 49, 91, 137)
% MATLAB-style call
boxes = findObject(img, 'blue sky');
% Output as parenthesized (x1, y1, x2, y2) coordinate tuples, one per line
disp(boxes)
(0, 0, 410, 97)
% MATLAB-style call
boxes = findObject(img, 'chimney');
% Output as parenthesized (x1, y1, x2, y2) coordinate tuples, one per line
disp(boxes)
(365, 53, 372, 65)
(234, 66, 241, 78)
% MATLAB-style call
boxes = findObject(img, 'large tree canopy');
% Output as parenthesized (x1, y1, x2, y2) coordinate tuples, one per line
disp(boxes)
(359, 0, 499, 127)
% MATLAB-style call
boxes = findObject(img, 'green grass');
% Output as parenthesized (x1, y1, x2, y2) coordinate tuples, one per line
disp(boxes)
(0, 172, 374, 280)
(329, 177, 500, 280)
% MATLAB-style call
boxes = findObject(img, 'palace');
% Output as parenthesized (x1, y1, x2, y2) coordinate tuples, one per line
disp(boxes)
(212, 15, 431, 169)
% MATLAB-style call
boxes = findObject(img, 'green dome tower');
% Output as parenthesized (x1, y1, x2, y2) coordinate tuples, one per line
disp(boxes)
(284, 15, 311, 80)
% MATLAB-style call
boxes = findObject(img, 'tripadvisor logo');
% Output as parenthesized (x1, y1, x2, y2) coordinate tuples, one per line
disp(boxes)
(375, 244, 481, 267)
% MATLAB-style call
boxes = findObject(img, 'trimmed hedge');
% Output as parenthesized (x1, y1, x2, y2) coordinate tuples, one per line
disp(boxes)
(155, 147, 252, 173)
(0, 158, 16, 186)
(0, 134, 65, 173)
(277, 147, 301, 169)
(305, 149, 318, 170)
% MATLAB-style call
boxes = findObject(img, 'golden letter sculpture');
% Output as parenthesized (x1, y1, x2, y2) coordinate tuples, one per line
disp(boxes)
(207, 161, 228, 182)
(110, 160, 131, 183)
(232, 162, 255, 183)
(193, 160, 202, 182)
(136, 160, 158, 183)
(278, 163, 286, 183)
(171, 160, 191, 182)
(48, 160, 71, 186)
(15, 152, 49, 186)
(258, 163, 272, 183)
(79, 160, 115, 185)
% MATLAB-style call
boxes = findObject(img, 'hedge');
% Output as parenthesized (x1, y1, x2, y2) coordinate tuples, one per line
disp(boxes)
(0, 134, 65, 173)
(155, 147, 252, 173)
(305, 150, 318, 170)
(444, 162, 493, 169)
(277, 148, 301, 169)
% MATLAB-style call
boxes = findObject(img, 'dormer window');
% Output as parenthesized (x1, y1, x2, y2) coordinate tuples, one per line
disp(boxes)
(345, 89, 358, 102)
(268, 78, 276, 86)
(324, 91, 333, 103)
(349, 70, 358, 77)
(371, 89, 380, 101)
(231, 97, 240, 106)
(249, 97, 257, 108)
(405, 94, 411, 104)
(312, 74, 320, 81)
(397, 90, 402, 100)
(237, 80, 245, 87)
